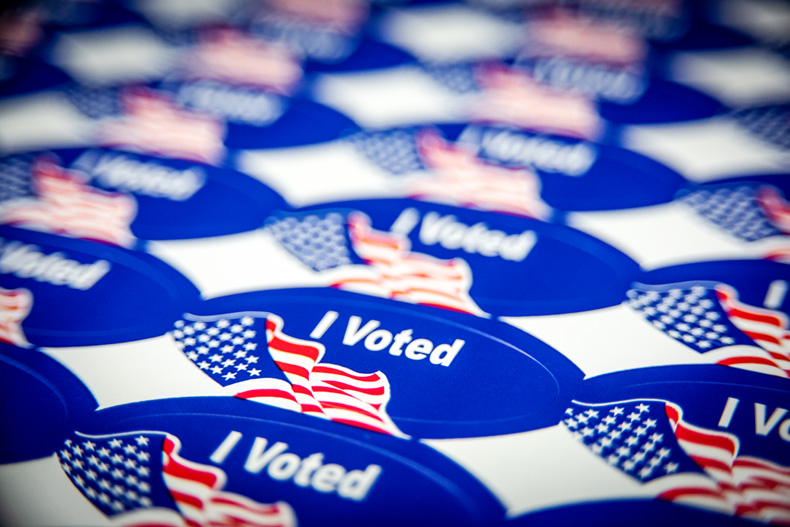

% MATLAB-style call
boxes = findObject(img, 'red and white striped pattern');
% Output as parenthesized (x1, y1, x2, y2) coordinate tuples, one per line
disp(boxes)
(524, 10, 646, 65)
(100, 88, 226, 165)
(410, 129, 551, 219)
(757, 186, 790, 235)
(161, 434, 297, 527)
(185, 28, 301, 94)
(657, 402, 790, 523)
(765, 246, 790, 264)
(712, 284, 790, 378)
(236, 313, 406, 437)
(471, 64, 602, 140)
(0, 157, 136, 247)
(0, 287, 32, 348)
(327, 213, 484, 315)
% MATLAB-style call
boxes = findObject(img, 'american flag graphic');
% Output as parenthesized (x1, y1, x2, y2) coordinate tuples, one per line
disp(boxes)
(183, 28, 301, 94)
(680, 184, 790, 263)
(0, 287, 32, 348)
(99, 88, 226, 165)
(470, 64, 602, 140)
(267, 210, 483, 315)
(680, 185, 784, 243)
(731, 104, 790, 152)
(523, 10, 646, 65)
(759, 185, 790, 262)
(628, 283, 790, 378)
(349, 129, 425, 176)
(172, 312, 407, 437)
(57, 431, 297, 527)
(757, 186, 790, 235)
(410, 128, 552, 219)
(0, 156, 137, 247)
(563, 399, 790, 524)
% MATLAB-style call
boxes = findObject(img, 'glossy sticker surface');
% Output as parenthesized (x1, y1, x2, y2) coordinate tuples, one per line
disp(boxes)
(0, 149, 288, 246)
(267, 199, 640, 316)
(0, 226, 199, 347)
(174, 288, 582, 438)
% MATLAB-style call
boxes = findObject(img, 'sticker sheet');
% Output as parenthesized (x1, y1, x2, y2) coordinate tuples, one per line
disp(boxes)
(1, 1, 789, 525)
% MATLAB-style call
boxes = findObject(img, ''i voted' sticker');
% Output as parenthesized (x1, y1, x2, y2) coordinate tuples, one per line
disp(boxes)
(32, 287, 582, 440)
(171, 289, 582, 439)
(0, 148, 287, 247)
(507, 259, 790, 381)
(0, 226, 199, 347)
(0, 347, 505, 526)
(148, 199, 639, 314)
(237, 122, 685, 212)
(426, 365, 790, 525)
(61, 80, 358, 165)
(312, 56, 723, 136)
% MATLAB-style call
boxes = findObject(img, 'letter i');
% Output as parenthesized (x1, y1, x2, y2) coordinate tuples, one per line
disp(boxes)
(311, 311, 339, 339)
(210, 431, 243, 464)
(717, 397, 740, 429)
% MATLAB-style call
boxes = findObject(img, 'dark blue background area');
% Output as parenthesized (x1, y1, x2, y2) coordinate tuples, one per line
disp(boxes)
(189, 288, 583, 438)
(304, 36, 415, 73)
(301, 200, 641, 315)
(0, 227, 199, 346)
(598, 77, 725, 125)
(0, 344, 97, 463)
(0, 58, 72, 98)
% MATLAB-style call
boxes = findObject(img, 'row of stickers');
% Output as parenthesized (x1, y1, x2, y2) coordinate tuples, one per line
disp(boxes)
(0, 0, 789, 526)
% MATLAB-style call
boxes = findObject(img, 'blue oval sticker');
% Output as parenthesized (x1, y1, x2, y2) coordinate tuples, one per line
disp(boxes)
(502, 365, 790, 526)
(349, 123, 686, 214)
(0, 149, 288, 246)
(424, 61, 724, 142)
(46, 397, 504, 527)
(266, 199, 640, 316)
(174, 287, 582, 439)
(628, 259, 790, 379)
(0, 226, 199, 347)
(64, 81, 357, 165)
(0, 343, 97, 463)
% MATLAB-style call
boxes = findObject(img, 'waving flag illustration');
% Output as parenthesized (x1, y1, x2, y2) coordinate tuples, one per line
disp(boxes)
(56, 431, 296, 527)
(99, 88, 226, 165)
(563, 399, 790, 524)
(0, 287, 32, 347)
(680, 185, 787, 246)
(0, 156, 137, 247)
(172, 312, 407, 437)
(409, 129, 551, 219)
(627, 283, 790, 378)
(267, 211, 484, 315)
(470, 64, 602, 140)
(731, 104, 790, 153)
(184, 28, 301, 94)
(522, 9, 646, 66)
